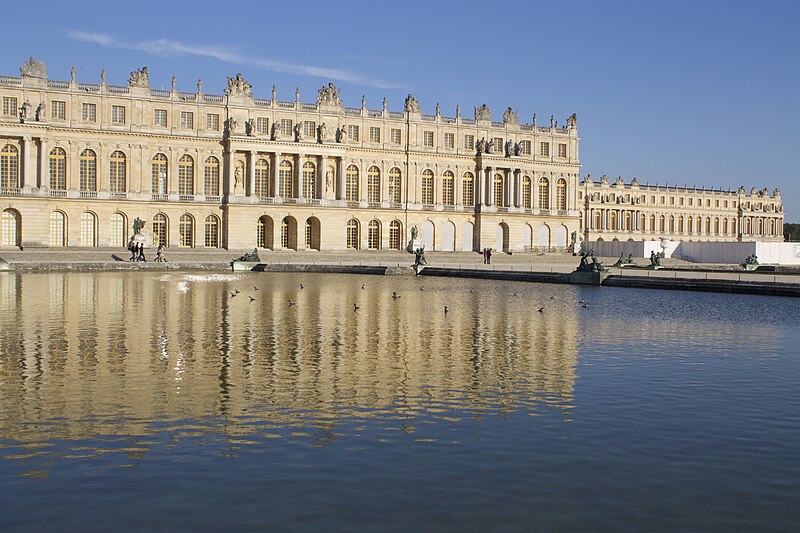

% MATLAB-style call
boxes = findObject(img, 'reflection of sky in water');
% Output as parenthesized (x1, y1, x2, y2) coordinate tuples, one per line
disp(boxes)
(2, 272, 799, 531)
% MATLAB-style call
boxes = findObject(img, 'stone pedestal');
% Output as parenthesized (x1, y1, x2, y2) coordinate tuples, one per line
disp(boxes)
(569, 271, 609, 285)
(407, 239, 423, 253)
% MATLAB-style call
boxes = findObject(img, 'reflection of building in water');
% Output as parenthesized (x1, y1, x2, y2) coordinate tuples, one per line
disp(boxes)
(0, 272, 578, 457)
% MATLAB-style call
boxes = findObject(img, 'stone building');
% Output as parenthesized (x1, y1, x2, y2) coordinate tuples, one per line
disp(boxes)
(0, 57, 582, 252)
(579, 175, 784, 243)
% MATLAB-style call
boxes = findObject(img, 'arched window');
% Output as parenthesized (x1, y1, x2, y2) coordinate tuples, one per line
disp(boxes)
(687, 216, 693, 233)
(80, 212, 97, 247)
(1, 209, 19, 247)
(669, 215, 675, 233)
(257, 215, 273, 249)
(522, 176, 532, 209)
(723, 218, 728, 235)
(639, 213, 646, 231)
(659, 215, 666, 233)
(462, 172, 475, 207)
(305, 217, 321, 250)
(388, 168, 402, 203)
(367, 166, 381, 203)
(346, 218, 360, 249)
(152, 214, 168, 247)
(678, 216, 684, 233)
(255, 158, 270, 197)
(389, 220, 401, 250)
(205, 215, 220, 248)
(345, 165, 359, 201)
(610, 211, 617, 231)
(49, 211, 66, 247)
(705, 217, 711, 235)
(625, 211, 632, 231)
(421, 169, 434, 205)
(556, 178, 567, 210)
(714, 217, 720, 235)
(49, 147, 66, 190)
(442, 171, 454, 206)
(109, 151, 126, 193)
(538, 177, 550, 209)
(152, 153, 168, 194)
(204, 156, 220, 196)
(110, 213, 126, 248)
(179, 214, 194, 247)
(367, 220, 381, 250)
(0, 144, 19, 190)
(279, 160, 293, 198)
(650, 214, 657, 232)
(595, 211, 603, 230)
(178, 155, 194, 196)
(696, 217, 702, 234)
(79, 149, 97, 191)
(732, 218, 737, 235)
(493, 174, 504, 206)
(303, 161, 316, 199)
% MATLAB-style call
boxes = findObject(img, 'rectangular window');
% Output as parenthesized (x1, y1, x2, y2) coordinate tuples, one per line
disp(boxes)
(520, 140, 532, 155)
(540, 142, 550, 157)
(2, 97, 17, 116)
(180, 111, 194, 129)
(660, 196, 665, 204)
(206, 113, 220, 131)
(444, 132, 454, 149)
(82, 103, 96, 122)
(369, 126, 381, 143)
(464, 134, 474, 150)
(51, 100, 66, 120)
(558, 143, 567, 158)
(670, 197, 675, 205)
(715, 199, 720, 208)
(257, 117, 268, 134)
(689, 198, 694, 206)
(112, 105, 126, 125)
(280, 118, 293, 136)
(423, 131, 434, 147)
(347, 125, 359, 141)
(304, 120, 316, 138)
(493, 137, 503, 151)
(390, 128, 402, 145)
(154, 109, 167, 127)
(680, 197, 685, 206)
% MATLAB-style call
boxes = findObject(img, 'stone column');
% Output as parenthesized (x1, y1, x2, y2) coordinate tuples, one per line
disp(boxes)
(248, 151, 256, 197)
(319, 154, 328, 200)
(38, 137, 48, 190)
(474, 163, 482, 206)
(224, 146, 235, 196)
(20, 136, 31, 189)
(296, 153, 303, 200)
(515, 169, 522, 208)
(336, 157, 345, 200)
(272, 151, 281, 198)
(484, 167, 492, 206)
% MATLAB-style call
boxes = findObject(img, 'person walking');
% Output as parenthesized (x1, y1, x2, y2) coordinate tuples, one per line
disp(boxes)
(155, 244, 166, 263)
(483, 247, 488, 264)
(487, 248, 492, 265)
(138, 242, 146, 262)
(129, 240, 137, 262)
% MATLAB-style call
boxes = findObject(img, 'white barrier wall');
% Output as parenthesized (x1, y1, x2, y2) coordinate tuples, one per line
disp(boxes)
(583, 239, 800, 265)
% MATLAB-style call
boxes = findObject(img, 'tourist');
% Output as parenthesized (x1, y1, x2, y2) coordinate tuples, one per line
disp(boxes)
(129, 240, 136, 262)
(483, 247, 488, 264)
(487, 248, 492, 264)
(155, 244, 166, 263)
(138, 242, 146, 262)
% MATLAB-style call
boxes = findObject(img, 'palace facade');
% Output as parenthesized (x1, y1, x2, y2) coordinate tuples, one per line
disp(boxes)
(0, 57, 784, 253)
(0, 57, 581, 252)
(579, 175, 784, 243)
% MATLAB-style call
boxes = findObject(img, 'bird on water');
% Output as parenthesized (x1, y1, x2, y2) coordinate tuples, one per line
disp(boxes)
(353, 303, 360, 311)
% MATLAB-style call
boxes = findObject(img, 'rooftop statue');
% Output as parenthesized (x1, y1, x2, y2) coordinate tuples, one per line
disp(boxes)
(475, 104, 491, 121)
(566, 113, 578, 128)
(503, 107, 518, 125)
(20, 56, 47, 79)
(504, 139, 514, 157)
(128, 67, 150, 89)
(317, 83, 342, 106)
(225, 73, 252, 97)
(404, 94, 421, 114)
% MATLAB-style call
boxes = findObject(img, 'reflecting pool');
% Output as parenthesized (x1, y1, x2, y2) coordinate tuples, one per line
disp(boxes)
(1, 271, 799, 532)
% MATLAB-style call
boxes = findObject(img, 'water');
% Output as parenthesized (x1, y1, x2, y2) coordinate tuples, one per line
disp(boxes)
(1, 271, 799, 532)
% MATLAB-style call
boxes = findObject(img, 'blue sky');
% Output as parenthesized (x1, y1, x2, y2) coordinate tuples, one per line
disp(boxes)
(3, 0, 798, 220)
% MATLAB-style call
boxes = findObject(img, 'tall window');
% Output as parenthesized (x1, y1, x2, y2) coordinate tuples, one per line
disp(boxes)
(3, 97, 17, 117)
(180, 111, 194, 129)
(111, 105, 126, 125)
(558, 143, 567, 158)
(110, 213, 126, 248)
(442, 171, 454, 205)
(257, 216, 271, 248)
(0, 145, 19, 190)
(206, 113, 220, 131)
(49, 148, 66, 190)
(389, 220, 401, 250)
(538, 177, 550, 209)
(304, 120, 317, 138)
(390, 128, 401, 145)
(345, 165, 359, 201)
(556, 178, 567, 210)
(279, 160, 293, 198)
(369, 127, 381, 143)
(80, 212, 97, 247)
(519, 140, 532, 155)
(281, 218, 291, 249)
(79, 149, 97, 191)
(49, 211, 66, 247)
(1, 209, 19, 247)
(280, 119, 293, 136)
(493, 137, 503, 151)
(205, 215, 219, 248)
(109, 151, 126, 193)
(204, 156, 220, 196)
(179, 214, 193, 247)
(152, 214, 168, 246)
(493, 174, 504, 206)
(463, 172, 474, 206)
(464, 134, 474, 150)
(152, 153, 168, 194)
(423, 131, 434, 147)
(82, 103, 96, 122)
(388, 168, 401, 203)
(367, 166, 381, 203)
(303, 162, 316, 198)
(255, 158, 269, 197)
(347, 125, 359, 141)
(178, 155, 194, 196)
(522, 176, 532, 208)
(346, 219, 360, 249)
(154, 109, 167, 127)
(367, 220, 380, 250)
(256, 117, 268, 134)
(421, 169, 434, 205)
(51, 101, 66, 120)
(444, 132, 455, 149)
(540, 142, 550, 157)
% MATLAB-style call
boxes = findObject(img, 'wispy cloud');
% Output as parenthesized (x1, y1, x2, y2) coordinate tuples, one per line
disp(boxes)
(67, 31, 401, 89)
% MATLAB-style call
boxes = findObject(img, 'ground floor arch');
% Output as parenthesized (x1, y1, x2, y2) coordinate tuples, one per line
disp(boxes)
(1, 208, 20, 248)
(462, 221, 474, 251)
(441, 221, 455, 251)
(305, 216, 321, 250)
(538, 224, 551, 250)
(422, 220, 434, 250)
